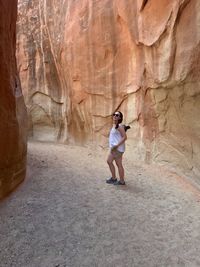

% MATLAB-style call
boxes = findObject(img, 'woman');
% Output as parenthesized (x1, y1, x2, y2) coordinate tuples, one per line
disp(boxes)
(106, 111, 127, 185)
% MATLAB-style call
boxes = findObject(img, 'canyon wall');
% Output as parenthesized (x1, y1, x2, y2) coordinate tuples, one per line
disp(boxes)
(0, 0, 27, 199)
(17, 0, 200, 178)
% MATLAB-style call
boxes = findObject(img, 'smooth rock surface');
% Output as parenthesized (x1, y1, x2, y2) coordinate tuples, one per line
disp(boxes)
(0, 0, 27, 199)
(17, 0, 200, 178)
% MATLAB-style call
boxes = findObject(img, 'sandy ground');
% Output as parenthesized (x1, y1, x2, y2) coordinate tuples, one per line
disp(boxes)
(1, 141, 200, 267)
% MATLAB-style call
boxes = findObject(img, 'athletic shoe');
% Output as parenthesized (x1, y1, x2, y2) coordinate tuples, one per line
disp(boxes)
(114, 180, 125, 185)
(106, 177, 117, 184)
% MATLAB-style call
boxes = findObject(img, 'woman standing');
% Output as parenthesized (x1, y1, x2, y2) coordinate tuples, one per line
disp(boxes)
(106, 111, 127, 185)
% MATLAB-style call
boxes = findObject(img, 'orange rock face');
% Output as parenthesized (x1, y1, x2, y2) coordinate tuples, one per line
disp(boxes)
(0, 1, 27, 199)
(17, 0, 200, 177)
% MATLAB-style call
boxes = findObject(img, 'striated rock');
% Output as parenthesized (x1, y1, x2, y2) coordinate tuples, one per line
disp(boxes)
(0, 1, 27, 199)
(17, 0, 200, 178)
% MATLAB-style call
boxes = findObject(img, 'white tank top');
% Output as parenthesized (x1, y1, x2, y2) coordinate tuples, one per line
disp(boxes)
(109, 125, 125, 152)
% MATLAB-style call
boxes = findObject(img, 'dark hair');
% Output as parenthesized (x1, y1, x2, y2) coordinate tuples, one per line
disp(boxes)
(115, 111, 123, 129)
(114, 111, 131, 132)
(124, 125, 131, 132)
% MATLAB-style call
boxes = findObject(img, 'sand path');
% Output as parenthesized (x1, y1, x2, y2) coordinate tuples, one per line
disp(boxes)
(1, 141, 200, 267)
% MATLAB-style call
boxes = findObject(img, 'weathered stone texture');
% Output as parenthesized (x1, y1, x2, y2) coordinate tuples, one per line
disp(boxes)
(0, 0, 27, 199)
(17, 0, 200, 178)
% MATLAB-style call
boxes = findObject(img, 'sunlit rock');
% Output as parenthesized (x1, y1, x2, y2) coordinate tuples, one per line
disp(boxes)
(17, 0, 200, 178)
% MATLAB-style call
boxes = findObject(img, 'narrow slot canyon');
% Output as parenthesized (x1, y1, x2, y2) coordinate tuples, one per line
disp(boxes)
(1, 1, 200, 266)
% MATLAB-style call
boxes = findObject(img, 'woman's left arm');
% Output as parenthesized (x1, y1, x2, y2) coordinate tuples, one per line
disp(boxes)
(117, 126, 127, 146)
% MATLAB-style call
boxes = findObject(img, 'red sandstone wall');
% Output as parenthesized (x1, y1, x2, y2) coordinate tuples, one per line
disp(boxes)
(0, 0, 27, 199)
(17, 0, 200, 178)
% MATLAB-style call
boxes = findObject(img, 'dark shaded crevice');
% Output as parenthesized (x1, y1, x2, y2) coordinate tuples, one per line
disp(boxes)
(140, 0, 149, 11)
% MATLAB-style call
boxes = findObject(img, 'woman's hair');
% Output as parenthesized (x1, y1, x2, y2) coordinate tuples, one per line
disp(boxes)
(114, 111, 131, 132)
(115, 111, 123, 129)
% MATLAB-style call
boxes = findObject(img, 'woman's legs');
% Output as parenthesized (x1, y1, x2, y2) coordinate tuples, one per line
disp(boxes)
(115, 156, 125, 182)
(107, 152, 116, 179)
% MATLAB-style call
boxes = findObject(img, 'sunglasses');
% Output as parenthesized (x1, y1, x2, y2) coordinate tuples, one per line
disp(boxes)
(112, 113, 120, 117)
